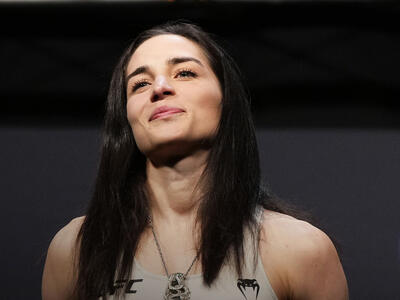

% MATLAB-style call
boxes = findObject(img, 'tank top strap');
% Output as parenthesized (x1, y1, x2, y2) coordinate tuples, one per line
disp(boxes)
(240, 205, 264, 276)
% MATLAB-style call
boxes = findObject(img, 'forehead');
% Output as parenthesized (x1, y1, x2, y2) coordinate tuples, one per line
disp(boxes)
(127, 34, 209, 71)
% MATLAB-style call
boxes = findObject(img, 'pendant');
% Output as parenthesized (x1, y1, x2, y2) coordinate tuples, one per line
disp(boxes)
(164, 273, 191, 300)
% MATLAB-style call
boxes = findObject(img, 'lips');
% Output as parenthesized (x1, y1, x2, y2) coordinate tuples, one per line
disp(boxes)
(149, 106, 185, 121)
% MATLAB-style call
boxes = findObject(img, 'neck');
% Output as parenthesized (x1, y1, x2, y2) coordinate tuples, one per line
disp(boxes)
(145, 149, 208, 229)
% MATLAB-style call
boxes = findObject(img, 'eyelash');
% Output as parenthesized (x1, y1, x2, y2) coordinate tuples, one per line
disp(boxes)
(131, 79, 150, 92)
(174, 68, 197, 78)
(131, 68, 198, 92)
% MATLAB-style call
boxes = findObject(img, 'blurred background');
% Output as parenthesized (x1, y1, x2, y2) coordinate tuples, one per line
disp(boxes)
(1, 0, 399, 299)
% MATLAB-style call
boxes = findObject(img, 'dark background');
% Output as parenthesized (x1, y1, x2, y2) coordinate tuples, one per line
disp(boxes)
(1, 1, 399, 299)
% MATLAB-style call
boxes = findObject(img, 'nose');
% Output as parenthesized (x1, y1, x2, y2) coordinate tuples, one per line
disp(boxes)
(151, 75, 175, 102)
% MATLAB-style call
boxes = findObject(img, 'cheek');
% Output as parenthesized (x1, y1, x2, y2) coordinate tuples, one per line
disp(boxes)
(126, 97, 144, 127)
(192, 88, 222, 132)
(126, 97, 150, 144)
(199, 86, 222, 119)
(126, 99, 149, 151)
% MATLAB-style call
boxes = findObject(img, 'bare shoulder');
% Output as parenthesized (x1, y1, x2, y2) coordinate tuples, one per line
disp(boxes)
(42, 216, 86, 300)
(46, 216, 85, 261)
(260, 209, 331, 250)
(51, 216, 85, 249)
(259, 209, 348, 300)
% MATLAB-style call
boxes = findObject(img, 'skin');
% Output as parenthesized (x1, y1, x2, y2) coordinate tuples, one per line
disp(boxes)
(42, 34, 349, 300)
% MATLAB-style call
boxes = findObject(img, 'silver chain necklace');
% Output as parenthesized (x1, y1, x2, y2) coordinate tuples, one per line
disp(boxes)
(148, 216, 199, 300)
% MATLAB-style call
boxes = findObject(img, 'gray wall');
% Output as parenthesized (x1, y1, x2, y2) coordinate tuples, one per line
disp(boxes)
(1, 125, 399, 299)
(1, 2, 399, 299)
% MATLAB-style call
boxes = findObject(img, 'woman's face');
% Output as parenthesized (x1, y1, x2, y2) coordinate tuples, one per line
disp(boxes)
(125, 34, 222, 158)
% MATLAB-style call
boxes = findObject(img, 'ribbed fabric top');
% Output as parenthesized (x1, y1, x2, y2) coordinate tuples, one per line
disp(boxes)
(106, 207, 278, 300)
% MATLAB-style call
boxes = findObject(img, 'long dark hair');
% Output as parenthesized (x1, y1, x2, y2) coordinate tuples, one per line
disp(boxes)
(74, 20, 313, 299)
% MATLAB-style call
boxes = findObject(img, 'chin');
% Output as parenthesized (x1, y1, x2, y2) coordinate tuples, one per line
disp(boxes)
(154, 128, 187, 141)
(137, 132, 187, 154)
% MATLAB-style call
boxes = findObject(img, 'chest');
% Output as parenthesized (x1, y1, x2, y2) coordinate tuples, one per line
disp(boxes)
(131, 228, 284, 300)
(108, 259, 278, 300)
(135, 228, 202, 276)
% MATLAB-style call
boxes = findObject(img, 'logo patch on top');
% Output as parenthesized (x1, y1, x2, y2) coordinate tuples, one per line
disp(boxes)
(237, 278, 260, 300)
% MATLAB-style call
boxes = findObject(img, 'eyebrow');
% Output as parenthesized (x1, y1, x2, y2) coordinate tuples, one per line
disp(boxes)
(125, 56, 204, 83)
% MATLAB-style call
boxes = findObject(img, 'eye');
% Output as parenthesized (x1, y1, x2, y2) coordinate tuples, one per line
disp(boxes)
(132, 80, 150, 92)
(175, 69, 197, 78)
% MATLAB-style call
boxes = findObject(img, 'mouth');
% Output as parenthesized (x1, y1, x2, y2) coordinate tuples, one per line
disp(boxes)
(149, 106, 185, 121)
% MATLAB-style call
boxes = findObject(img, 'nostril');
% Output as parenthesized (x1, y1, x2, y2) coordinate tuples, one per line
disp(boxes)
(152, 88, 173, 102)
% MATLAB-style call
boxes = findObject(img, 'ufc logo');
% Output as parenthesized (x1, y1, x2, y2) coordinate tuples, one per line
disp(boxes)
(109, 278, 143, 295)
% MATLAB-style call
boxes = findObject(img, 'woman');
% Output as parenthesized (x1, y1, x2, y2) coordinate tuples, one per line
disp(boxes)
(42, 21, 348, 300)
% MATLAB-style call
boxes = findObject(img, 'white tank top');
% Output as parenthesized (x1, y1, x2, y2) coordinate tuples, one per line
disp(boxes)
(107, 208, 278, 300)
